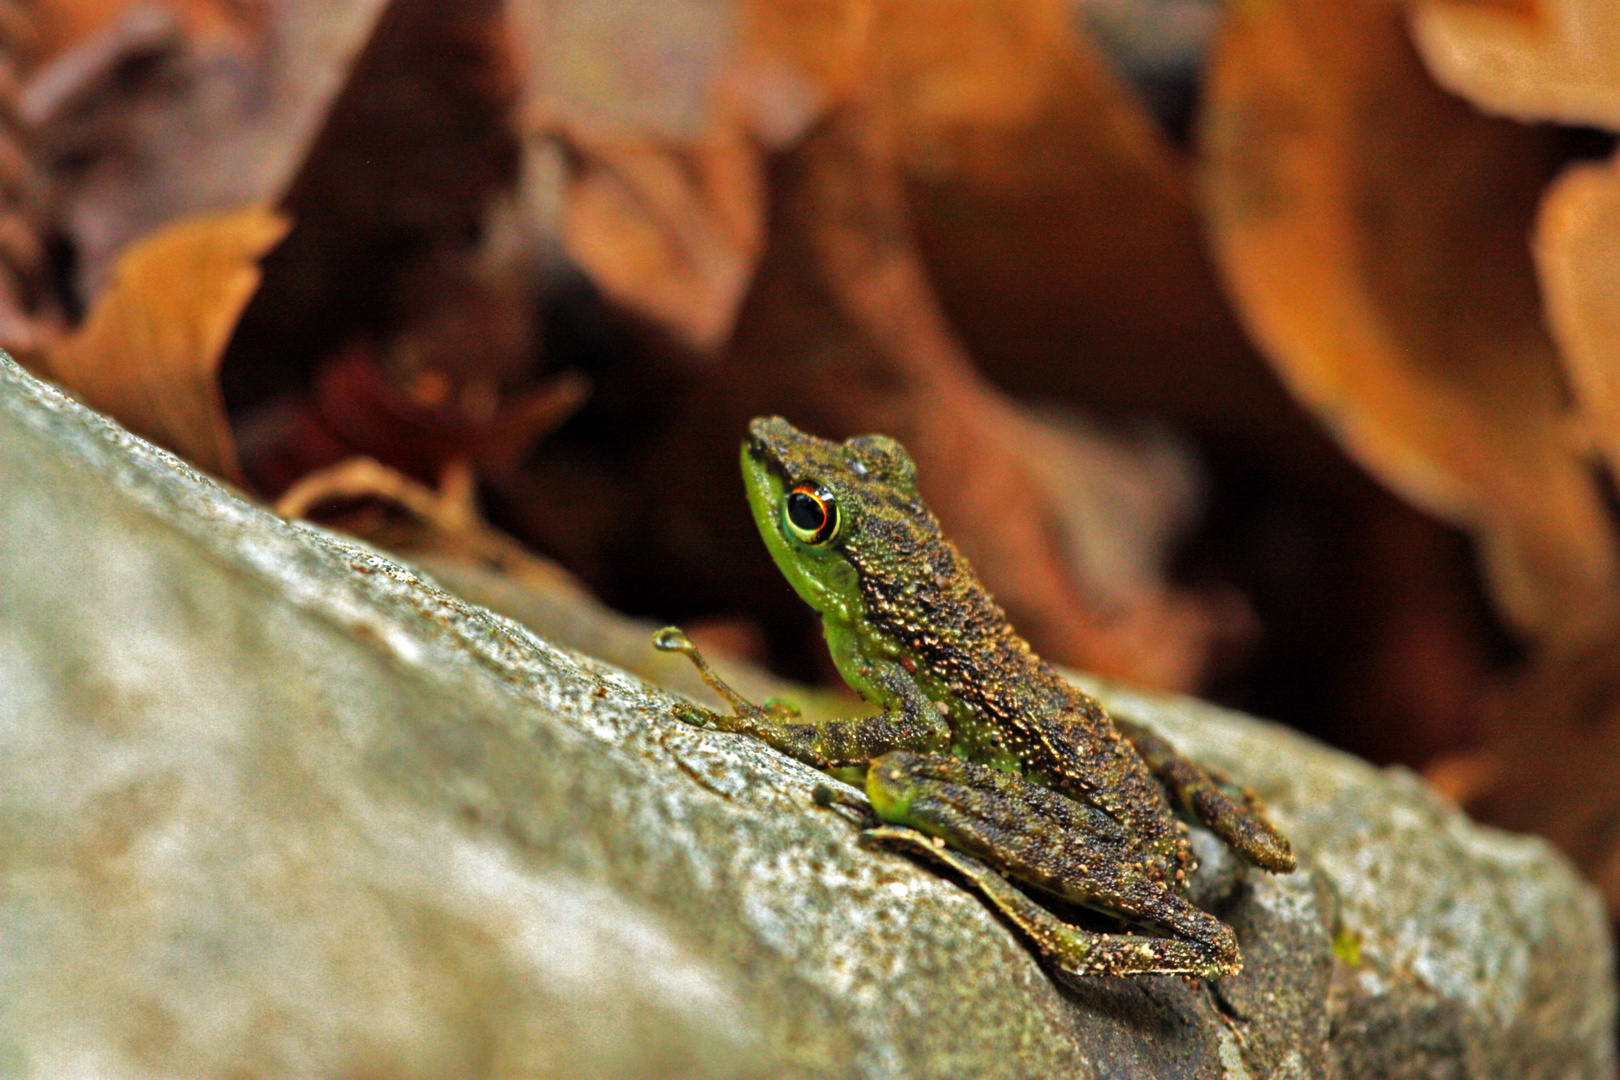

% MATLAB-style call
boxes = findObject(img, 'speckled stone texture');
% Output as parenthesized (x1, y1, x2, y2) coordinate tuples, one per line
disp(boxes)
(0, 354, 1612, 1079)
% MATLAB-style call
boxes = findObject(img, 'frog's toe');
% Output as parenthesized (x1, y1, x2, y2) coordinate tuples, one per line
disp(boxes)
(812, 783, 874, 820)
(1191, 787, 1296, 873)
(1114, 716, 1297, 874)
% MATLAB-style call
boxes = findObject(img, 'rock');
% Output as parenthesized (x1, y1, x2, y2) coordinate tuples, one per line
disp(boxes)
(0, 353, 1612, 1079)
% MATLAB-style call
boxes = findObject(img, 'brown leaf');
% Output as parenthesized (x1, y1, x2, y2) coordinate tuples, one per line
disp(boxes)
(23, 0, 391, 299)
(873, 0, 1267, 426)
(1200, 0, 1620, 644)
(551, 122, 766, 355)
(741, 0, 1278, 436)
(1401, 0, 1620, 910)
(508, 0, 746, 139)
(0, 0, 64, 361)
(531, 0, 1321, 460)
(516, 0, 874, 358)
(1536, 151, 1620, 486)
(42, 205, 290, 481)
(1412, 0, 1620, 130)
(509, 0, 792, 356)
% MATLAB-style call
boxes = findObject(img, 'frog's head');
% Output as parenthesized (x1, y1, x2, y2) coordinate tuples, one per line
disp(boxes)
(742, 416, 924, 629)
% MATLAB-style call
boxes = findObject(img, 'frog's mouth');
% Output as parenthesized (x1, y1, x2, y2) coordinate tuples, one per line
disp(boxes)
(742, 431, 773, 471)
(740, 434, 788, 529)
(742, 418, 806, 505)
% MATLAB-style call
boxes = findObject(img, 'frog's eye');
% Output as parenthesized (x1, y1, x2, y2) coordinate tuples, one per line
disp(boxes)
(785, 481, 839, 545)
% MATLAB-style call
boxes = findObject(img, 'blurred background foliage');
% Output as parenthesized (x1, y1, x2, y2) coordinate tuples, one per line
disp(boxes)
(9, 0, 1620, 909)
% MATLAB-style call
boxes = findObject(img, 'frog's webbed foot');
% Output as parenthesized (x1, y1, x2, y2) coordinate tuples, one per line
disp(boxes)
(862, 826, 1238, 980)
(861, 751, 1240, 980)
(1113, 717, 1296, 874)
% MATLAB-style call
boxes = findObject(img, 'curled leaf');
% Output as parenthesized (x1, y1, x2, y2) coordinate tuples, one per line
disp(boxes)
(43, 205, 291, 482)
(23, 0, 392, 299)
(1536, 151, 1620, 488)
(551, 122, 766, 355)
(1412, 0, 1620, 130)
(1200, 0, 1620, 643)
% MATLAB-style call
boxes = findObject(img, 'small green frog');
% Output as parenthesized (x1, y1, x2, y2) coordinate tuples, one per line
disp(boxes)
(656, 417, 1295, 980)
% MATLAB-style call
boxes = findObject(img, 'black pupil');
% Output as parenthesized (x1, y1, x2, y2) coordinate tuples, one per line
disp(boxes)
(787, 490, 826, 534)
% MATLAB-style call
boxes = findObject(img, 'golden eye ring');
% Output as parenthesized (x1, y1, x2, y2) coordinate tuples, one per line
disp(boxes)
(784, 481, 839, 545)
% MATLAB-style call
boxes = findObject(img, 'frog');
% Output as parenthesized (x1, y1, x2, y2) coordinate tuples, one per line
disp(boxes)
(654, 416, 1295, 980)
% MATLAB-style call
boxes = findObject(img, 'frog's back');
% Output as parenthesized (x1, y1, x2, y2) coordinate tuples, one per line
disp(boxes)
(846, 503, 1130, 773)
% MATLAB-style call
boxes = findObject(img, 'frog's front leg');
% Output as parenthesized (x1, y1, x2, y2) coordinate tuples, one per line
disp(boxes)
(654, 627, 949, 770)
(861, 751, 1239, 979)
(1112, 716, 1295, 873)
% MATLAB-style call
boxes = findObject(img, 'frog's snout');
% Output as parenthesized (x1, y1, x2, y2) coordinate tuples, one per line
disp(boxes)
(748, 415, 805, 454)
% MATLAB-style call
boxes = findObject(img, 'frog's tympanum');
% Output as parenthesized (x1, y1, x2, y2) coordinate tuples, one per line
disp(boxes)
(656, 417, 1295, 980)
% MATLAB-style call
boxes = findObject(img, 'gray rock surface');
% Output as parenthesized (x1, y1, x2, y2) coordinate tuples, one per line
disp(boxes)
(0, 353, 1612, 1079)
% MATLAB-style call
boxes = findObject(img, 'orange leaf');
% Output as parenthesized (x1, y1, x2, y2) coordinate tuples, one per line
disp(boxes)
(1537, 151, 1620, 486)
(1413, 0, 1620, 130)
(43, 205, 291, 483)
(1200, 0, 1620, 643)
(553, 123, 766, 355)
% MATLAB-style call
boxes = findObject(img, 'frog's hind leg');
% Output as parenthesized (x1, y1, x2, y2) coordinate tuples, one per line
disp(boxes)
(1112, 717, 1296, 873)
(862, 751, 1240, 979)
(862, 826, 1238, 980)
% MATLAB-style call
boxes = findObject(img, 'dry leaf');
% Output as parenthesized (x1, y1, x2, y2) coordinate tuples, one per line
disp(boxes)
(551, 122, 766, 355)
(875, 0, 1254, 401)
(1439, 150, 1620, 909)
(1536, 151, 1620, 485)
(43, 205, 290, 481)
(530, 0, 1319, 465)
(519, 0, 851, 358)
(742, 0, 1282, 437)
(509, 0, 740, 140)
(23, 0, 390, 299)
(1199, 0, 1620, 644)
(0, 0, 63, 362)
(1411, 0, 1620, 130)
(529, 0, 1256, 389)
(509, 0, 772, 356)
(29, 0, 260, 67)
(1399, 0, 1620, 913)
